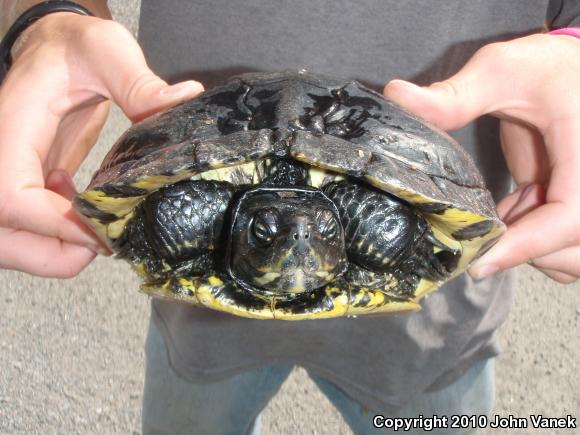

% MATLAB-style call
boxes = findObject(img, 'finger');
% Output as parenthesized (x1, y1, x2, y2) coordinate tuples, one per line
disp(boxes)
(0, 74, 102, 250)
(536, 268, 577, 284)
(496, 183, 545, 224)
(383, 43, 536, 131)
(48, 100, 111, 174)
(543, 119, 580, 205)
(0, 188, 103, 250)
(471, 116, 580, 279)
(530, 246, 580, 280)
(46, 169, 78, 201)
(0, 228, 96, 278)
(383, 76, 494, 131)
(85, 21, 204, 121)
(500, 120, 550, 186)
(469, 201, 579, 279)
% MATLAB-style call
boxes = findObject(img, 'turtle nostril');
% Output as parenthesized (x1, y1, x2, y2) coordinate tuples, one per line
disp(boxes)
(293, 232, 311, 241)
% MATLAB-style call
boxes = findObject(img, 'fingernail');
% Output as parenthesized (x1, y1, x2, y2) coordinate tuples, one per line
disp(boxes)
(471, 264, 500, 280)
(520, 184, 535, 200)
(161, 81, 203, 97)
(388, 79, 413, 87)
(386, 79, 420, 93)
(89, 243, 112, 256)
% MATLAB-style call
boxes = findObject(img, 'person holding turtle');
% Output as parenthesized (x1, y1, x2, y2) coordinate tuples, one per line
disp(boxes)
(0, 1, 578, 434)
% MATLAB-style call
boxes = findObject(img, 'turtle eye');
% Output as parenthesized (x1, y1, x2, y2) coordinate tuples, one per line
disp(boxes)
(316, 209, 338, 239)
(252, 210, 278, 246)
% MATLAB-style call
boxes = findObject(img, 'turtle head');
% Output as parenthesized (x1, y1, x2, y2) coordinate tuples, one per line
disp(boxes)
(228, 188, 347, 294)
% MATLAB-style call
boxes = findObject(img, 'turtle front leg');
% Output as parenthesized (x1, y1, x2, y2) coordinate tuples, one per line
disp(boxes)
(115, 180, 234, 280)
(323, 181, 459, 293)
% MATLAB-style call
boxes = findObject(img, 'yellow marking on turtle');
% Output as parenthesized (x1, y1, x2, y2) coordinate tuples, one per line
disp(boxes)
(191, 161, 261, 185)
(133, 263, 148, 277)
(413, 278, 437, 299)
(198, 284, 277, 320)
(80, 148, 505, 320)
(253, 272, 281, 286)
(107, 212, 135, 240)
(425, 224, 461, 251)
(132, 172, 195, 190)
(307, 167, 345, 188)
(289, 269, 306, 293)
(78, 190, 144, 217)
(428, 207, 489, 234)
(314, 271, 330, 279)
(208, 275, 224, 286)
(272, 287, 350, 320)
(77, 217, 109, 242)
(308, 167, 327, 188)
(345, 287, 421, 316)
(292, 152, 345, 175)
(361, 173, 505, 277)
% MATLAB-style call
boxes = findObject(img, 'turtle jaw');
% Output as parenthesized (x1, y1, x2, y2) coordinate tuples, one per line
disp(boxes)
(238, 252, 348, 294)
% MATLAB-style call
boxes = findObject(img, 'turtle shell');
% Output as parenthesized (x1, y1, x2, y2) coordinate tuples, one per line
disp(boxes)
(74, 70, 504, 319)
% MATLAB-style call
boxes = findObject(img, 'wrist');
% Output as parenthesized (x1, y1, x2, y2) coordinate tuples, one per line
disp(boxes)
(0, 1, 110, 37)
(0, 2, 110, 83)
(10, 12, 94, 62)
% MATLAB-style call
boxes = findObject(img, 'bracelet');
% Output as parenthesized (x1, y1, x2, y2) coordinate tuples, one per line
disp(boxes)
(547, 27, 580, 39)
(0, 1, 94, 84)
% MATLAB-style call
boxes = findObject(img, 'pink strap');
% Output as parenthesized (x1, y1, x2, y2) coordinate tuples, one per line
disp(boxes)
(548, 27, 580, 38)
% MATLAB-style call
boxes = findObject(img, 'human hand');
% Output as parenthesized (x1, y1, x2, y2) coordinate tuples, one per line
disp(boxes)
(0, 12, 204, 278)
(384, 33, 580, 283)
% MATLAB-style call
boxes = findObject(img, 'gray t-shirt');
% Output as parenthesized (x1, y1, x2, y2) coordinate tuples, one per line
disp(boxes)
(137, 0, 580, 412)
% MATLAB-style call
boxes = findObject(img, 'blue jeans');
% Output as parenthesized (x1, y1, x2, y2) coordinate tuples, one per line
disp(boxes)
(142, 321, 495, 435)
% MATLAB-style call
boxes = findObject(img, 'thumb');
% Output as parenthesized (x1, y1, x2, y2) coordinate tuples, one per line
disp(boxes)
(383, 46, 503, 131)
(120, 76, 204, 122)
(383, 79, 485, 131)
(89, 23, 204, 122)
(46, 169, 78, 201)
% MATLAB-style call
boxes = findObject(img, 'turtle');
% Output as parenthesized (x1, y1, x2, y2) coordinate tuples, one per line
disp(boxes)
(74, 70, 505, 320)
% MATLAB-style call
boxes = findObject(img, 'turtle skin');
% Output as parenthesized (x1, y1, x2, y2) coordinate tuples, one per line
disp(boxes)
(74, 70, 505, 320)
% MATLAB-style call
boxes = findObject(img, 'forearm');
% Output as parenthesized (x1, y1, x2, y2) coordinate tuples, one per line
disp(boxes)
(0, 0, 111, 36)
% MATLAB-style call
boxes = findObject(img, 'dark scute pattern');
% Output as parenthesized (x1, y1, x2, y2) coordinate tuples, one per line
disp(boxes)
(215, 282, 272, 311)
(72, 197, 118, 224)
(344, 262, 418, 299)
(414, 202, 450, 214)
(225, 71, 484, 188)
(289, 89, 382, 138)
(98, 184, 149, 198)
(291, 131, 372, 176)
(274, 287, 338, 315)
(87, 71, 496, 225)
(452, 219, 495, 241)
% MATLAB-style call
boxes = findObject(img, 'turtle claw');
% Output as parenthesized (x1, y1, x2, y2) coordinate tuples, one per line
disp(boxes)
(401, 228, 460, 282)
